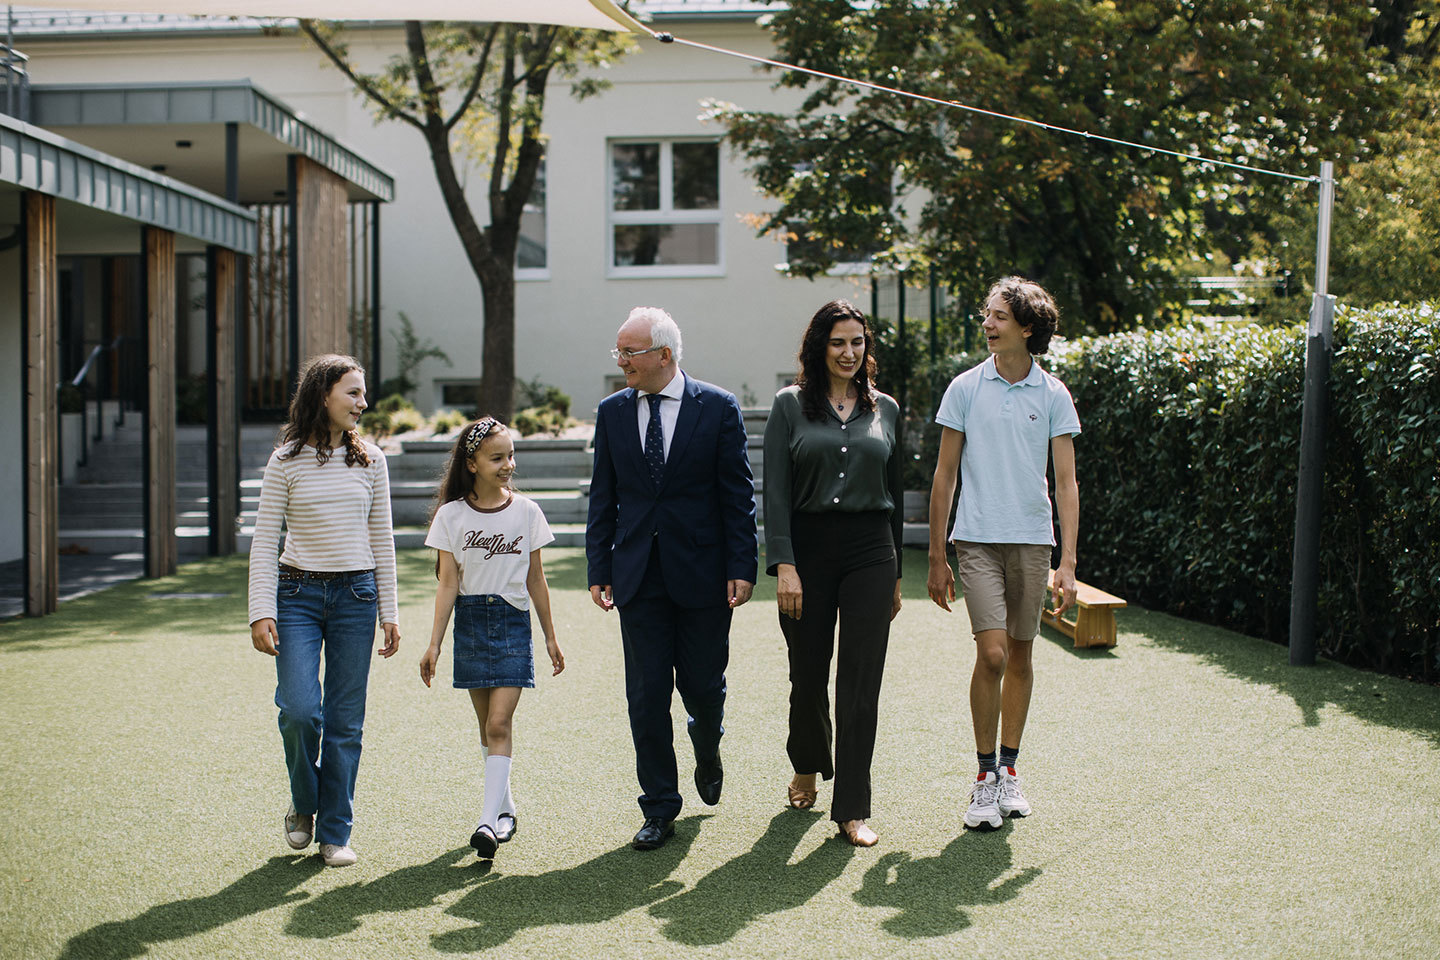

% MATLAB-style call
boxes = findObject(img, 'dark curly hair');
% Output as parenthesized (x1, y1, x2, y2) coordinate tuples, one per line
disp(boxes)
(794, 299, 878, 422)
(988, 276, 1060, 355)
(278, 354, 372, 467)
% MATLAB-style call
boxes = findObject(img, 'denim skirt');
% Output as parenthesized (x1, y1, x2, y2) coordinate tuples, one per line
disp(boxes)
(452, 594, 535, 689)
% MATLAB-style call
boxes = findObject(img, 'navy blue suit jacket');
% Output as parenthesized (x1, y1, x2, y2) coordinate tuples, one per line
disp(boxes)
(586, 372, 758, 610)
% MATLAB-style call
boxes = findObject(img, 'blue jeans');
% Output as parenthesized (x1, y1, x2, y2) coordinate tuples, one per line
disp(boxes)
(274, 570, 377, 846)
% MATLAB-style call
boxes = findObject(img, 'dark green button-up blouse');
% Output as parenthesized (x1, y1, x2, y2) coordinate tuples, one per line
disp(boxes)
(762, 384, 904, 577)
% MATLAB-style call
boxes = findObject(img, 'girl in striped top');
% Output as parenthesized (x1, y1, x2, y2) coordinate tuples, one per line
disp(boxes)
(247, 354, 400, 868)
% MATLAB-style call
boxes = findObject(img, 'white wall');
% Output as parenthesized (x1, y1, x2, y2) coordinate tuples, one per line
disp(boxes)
(22, 19, 862, 416)
(0, 241, 24, 563)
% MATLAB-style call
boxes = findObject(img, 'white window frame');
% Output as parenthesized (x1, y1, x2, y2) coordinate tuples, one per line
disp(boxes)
(607, 138, 724, 279)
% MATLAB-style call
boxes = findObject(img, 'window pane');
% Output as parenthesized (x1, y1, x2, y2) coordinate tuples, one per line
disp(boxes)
(612, 143, 660, 211)
(614, 223, 719, 267)
(672, 142, 719, 210)
(518, 160, 546, 269)
(440, 382, 482, 408)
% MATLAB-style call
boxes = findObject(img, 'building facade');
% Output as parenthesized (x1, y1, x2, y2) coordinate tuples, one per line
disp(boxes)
(13, 1, 865, 419)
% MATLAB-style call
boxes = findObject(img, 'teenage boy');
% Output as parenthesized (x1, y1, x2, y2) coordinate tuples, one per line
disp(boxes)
(927, 276, 1080, 830)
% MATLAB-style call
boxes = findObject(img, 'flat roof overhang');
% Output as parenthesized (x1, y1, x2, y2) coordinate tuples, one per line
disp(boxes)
(1, 111, 256, 255)
(28, 79, 395, 205)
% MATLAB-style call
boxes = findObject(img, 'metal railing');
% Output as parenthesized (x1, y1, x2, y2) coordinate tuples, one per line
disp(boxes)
(58, 335, 137, 473)
(2, 19, 30, 121)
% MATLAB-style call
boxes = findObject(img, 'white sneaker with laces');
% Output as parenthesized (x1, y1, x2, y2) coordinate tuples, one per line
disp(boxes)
(997, 767, 1031, 817)
(320, 843, 357, 867)
(284, 807, 313, 850)
(965, 771, 1003, 830)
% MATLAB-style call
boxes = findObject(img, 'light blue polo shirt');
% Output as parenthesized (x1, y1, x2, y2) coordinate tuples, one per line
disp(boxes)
(933, 356, 1080, 545)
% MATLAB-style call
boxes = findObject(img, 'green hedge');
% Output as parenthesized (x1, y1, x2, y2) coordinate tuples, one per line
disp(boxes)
(1043, 304, 1439, 678)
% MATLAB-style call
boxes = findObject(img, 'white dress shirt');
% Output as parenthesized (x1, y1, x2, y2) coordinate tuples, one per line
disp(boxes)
(636, 370, 685, 461)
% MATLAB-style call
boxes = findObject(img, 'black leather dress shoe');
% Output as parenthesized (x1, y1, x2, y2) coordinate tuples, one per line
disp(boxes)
(695, 755, 724, 806)
(632, 817, 675, 850)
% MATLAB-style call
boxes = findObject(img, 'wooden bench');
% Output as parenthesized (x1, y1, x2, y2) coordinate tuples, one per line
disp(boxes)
(1040, 572, 1126, 648)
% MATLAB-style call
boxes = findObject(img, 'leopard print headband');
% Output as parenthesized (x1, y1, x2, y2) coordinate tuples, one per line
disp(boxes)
(463, 417, 500, 455)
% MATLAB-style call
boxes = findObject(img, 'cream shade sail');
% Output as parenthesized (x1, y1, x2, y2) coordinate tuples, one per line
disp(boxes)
(12, 0, 646, 31)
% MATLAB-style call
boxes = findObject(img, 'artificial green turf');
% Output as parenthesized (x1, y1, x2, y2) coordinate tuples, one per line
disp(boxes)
(2, 548, 1437, 959)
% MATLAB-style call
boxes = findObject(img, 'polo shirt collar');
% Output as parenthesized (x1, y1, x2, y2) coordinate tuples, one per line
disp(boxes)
(981, 355, 1043, 386)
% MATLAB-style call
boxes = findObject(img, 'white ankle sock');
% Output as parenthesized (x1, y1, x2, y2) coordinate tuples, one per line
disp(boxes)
(481, 755, 511, 829)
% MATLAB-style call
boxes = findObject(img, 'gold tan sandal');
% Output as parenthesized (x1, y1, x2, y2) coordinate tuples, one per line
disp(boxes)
(837, 819, 878, 847)
(787, 776, 818, 810)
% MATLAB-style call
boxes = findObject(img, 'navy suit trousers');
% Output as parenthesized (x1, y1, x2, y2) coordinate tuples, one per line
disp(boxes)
(618, 541, 731, 820)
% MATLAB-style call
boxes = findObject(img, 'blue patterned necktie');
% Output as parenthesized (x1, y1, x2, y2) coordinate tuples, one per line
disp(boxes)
(644, 393, 666, 485)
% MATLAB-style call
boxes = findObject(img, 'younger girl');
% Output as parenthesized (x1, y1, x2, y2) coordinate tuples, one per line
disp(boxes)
(420, 417, 564, 859)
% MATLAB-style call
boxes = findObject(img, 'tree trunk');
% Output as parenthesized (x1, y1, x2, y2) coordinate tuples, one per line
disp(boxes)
(478, 260, 516, 420)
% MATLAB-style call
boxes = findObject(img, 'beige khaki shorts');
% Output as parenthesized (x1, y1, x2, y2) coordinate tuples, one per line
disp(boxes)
(953, 540, 1053, 640)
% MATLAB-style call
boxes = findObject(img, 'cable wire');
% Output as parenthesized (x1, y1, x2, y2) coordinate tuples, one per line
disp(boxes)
(653, 31, 1319, 185)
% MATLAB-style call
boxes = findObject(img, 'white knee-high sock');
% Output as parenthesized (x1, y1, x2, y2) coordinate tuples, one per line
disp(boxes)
(481, 755, 511, 829)
(501, 768, 516, 818)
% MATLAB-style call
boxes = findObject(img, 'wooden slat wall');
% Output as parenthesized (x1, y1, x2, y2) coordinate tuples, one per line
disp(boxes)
(294, 157, 349, 364)
(207, 246, 239, 556)
(144, 227, 178, 579)
(22, 193, 59, 617)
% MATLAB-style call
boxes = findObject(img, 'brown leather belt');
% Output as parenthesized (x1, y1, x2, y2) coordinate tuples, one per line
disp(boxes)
(277, 564, 373, 582)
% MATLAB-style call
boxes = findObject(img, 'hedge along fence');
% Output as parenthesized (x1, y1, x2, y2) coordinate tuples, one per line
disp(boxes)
(880, 303, 1439, 678)
(1041, 303, 1439, 678)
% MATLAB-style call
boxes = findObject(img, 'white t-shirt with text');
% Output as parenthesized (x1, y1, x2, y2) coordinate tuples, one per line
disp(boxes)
(424, 494, 555, 610)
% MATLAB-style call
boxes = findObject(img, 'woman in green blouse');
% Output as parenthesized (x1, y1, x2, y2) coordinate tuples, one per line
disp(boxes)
(764, 299, 904, 847)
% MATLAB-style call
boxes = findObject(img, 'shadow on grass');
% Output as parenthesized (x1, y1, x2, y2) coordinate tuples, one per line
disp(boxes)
(854, 824, 1039, 937)
(432, 815, 706, 952)
(284, 848, 486, 939)
(57, 855, 323, 960)
(1125, 607, 1440, 747)
(649, 809, 852, 945)
(0, 558, 251, 654)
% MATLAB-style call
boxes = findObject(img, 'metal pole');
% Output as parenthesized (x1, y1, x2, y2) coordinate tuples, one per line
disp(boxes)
(1289, 160, 1335, 666)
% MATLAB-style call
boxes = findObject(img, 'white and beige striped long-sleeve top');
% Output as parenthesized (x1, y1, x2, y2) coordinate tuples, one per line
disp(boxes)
(247, 440, 399, 625)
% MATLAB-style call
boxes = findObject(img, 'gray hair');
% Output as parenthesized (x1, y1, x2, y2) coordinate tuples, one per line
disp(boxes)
(626, 306, 683, 364)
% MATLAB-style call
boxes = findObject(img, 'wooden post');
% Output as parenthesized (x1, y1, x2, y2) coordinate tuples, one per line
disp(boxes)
(206, 245, 238, 556)
(21, 192, 59, 616)
(292, 156, 349, 365)
(143, 227, 178, 578)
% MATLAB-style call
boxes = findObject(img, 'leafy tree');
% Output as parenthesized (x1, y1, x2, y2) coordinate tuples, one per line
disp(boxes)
(300, 20, 631, 418)
(1267, 4, 1440, 307)
(711, 0, 1423, 332)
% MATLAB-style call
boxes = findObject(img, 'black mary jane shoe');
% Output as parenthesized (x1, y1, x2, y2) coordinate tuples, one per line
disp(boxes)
(495, 812, 518, 844)
(469, 824, 499, 859)
(631, 817, 675, 851)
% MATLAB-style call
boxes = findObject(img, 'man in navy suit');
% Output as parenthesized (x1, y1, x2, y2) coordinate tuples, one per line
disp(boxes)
(587, 306, 758, 850)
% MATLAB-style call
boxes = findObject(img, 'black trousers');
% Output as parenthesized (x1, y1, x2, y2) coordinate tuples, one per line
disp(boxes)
(618, 540, 731, 821)
(780, 510, 895, 823)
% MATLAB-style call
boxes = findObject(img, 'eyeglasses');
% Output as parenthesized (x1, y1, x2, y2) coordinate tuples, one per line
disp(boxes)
(611, 345, 666, 362)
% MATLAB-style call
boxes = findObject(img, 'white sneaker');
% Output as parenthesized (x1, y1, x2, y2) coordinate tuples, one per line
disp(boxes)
(320, 843, 357, 867)
(997, 767, 1032, 818)
(964, 771, 1003, 830)
(284, 807, 313, 850)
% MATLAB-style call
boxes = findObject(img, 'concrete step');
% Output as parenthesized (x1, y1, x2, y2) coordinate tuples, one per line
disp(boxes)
(58, 525, 215, 558)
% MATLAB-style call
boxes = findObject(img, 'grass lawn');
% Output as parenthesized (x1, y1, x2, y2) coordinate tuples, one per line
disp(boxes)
(2, 547, 1437, 960)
